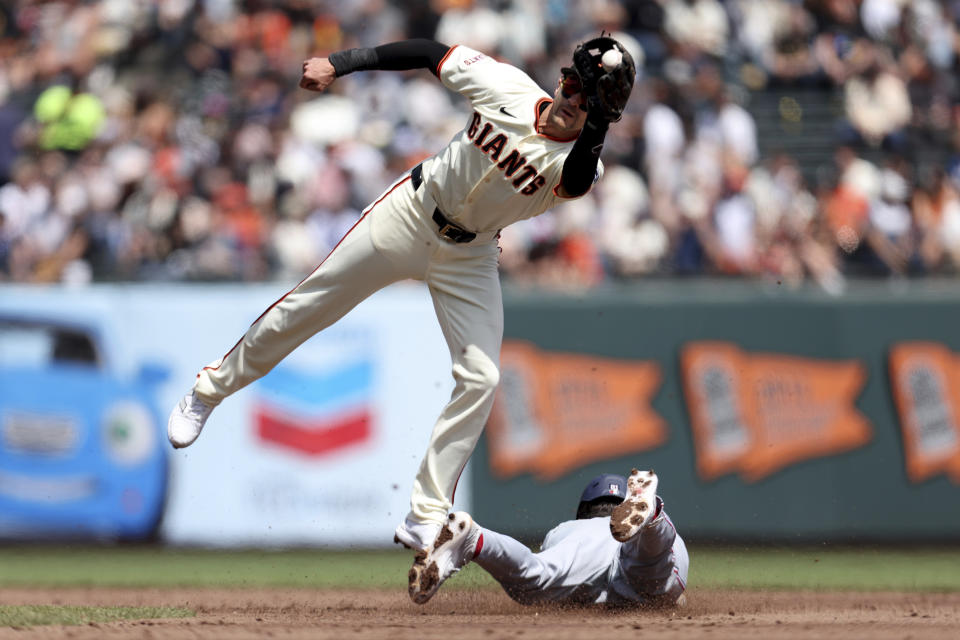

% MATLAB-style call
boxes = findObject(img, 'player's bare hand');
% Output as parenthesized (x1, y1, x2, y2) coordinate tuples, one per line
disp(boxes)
(300, 58, 336, 92)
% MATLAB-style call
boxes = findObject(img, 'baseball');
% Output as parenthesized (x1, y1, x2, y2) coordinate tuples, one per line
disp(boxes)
(601, 48, 622, 71)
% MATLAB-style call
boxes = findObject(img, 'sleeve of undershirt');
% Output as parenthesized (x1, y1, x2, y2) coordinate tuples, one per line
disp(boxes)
(557, 112, 609, 198)
(328, 39, 451, 77)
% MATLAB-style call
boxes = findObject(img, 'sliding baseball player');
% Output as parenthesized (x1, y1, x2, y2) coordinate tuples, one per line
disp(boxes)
(411, 469, 689, 606)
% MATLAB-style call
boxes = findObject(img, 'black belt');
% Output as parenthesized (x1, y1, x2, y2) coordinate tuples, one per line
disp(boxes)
(410, 163, 477, 244)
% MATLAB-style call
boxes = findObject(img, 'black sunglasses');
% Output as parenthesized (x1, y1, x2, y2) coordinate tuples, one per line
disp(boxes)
(559, 69, 582, 98)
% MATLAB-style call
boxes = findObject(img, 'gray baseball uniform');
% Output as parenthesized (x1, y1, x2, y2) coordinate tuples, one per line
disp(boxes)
(189, 43, 603, 533)
(475, 503, 688, 606)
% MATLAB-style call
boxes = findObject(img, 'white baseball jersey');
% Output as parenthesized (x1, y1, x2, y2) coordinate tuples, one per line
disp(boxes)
(420, 45, 603, 232)
(188, 42, 602, 540)
(475, 509, 688, 606)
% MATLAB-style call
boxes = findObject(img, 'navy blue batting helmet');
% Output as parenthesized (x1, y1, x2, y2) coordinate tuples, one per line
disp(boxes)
(580, 473, 627, 503)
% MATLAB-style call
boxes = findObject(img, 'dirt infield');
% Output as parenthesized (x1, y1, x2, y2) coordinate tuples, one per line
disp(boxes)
(1, 587, 958, 639)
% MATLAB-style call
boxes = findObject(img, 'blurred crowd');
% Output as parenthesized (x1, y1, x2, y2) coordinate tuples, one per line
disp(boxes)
(1, 0, 959, 292)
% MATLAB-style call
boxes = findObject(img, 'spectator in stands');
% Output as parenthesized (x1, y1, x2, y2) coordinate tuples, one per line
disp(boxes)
(841, 46, 912, 151)
(748, 153, 844, 292)
(811, 0, 875, 85)
(622, 0, 667, 68)
(822, 147, 871, 271)
(700, 158, 759, 275)
(912, 166, 960, 272)
(864, 166, 916, 275)
(662, 0, 729, 60)
(765, 2, 821, 87)
(594, 162, 669, 278)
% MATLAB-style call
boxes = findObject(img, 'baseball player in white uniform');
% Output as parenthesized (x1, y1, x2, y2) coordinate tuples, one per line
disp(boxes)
(411, 469, 689, 606)
(167, 36, 637, 600)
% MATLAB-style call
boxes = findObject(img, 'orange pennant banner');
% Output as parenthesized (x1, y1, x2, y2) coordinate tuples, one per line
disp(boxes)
(888, 342, 960, 483)
(681, 342, 871, 482)
(487, 341, 665, 480)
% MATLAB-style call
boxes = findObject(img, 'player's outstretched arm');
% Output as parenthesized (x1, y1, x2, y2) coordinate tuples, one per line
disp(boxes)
(301, 39, 451, 90)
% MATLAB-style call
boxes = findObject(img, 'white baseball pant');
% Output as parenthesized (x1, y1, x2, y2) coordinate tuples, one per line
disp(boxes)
(193, 171, 503, 526)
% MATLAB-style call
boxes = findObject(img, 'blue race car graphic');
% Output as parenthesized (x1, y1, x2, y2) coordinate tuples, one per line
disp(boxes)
(0, 316, 169, 540)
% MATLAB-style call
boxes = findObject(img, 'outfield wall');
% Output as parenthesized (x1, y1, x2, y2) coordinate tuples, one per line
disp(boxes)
(473, 279, 960, 543)
(3, 279, 960, 546)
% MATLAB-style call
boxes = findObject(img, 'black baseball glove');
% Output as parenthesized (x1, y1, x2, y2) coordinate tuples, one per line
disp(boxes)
(567, 36, 636, 122)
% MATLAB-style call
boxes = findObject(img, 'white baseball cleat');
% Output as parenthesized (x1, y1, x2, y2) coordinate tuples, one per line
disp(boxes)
(167, 390, 214, 448)
(609, 469, 659, 542)
(393, 516, 441, 553)
(408, 512, 482, 605)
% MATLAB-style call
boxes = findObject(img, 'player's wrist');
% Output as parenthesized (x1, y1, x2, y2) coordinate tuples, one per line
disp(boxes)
(328, 47, 379, 77)
(583, 109, 611, 133)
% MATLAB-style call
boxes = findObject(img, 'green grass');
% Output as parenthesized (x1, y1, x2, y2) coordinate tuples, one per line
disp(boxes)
(692, 547, 960, 592)
(0, 606, 193, 628)
(0, 547, 424, 589)
(0, 546, 958, 592)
